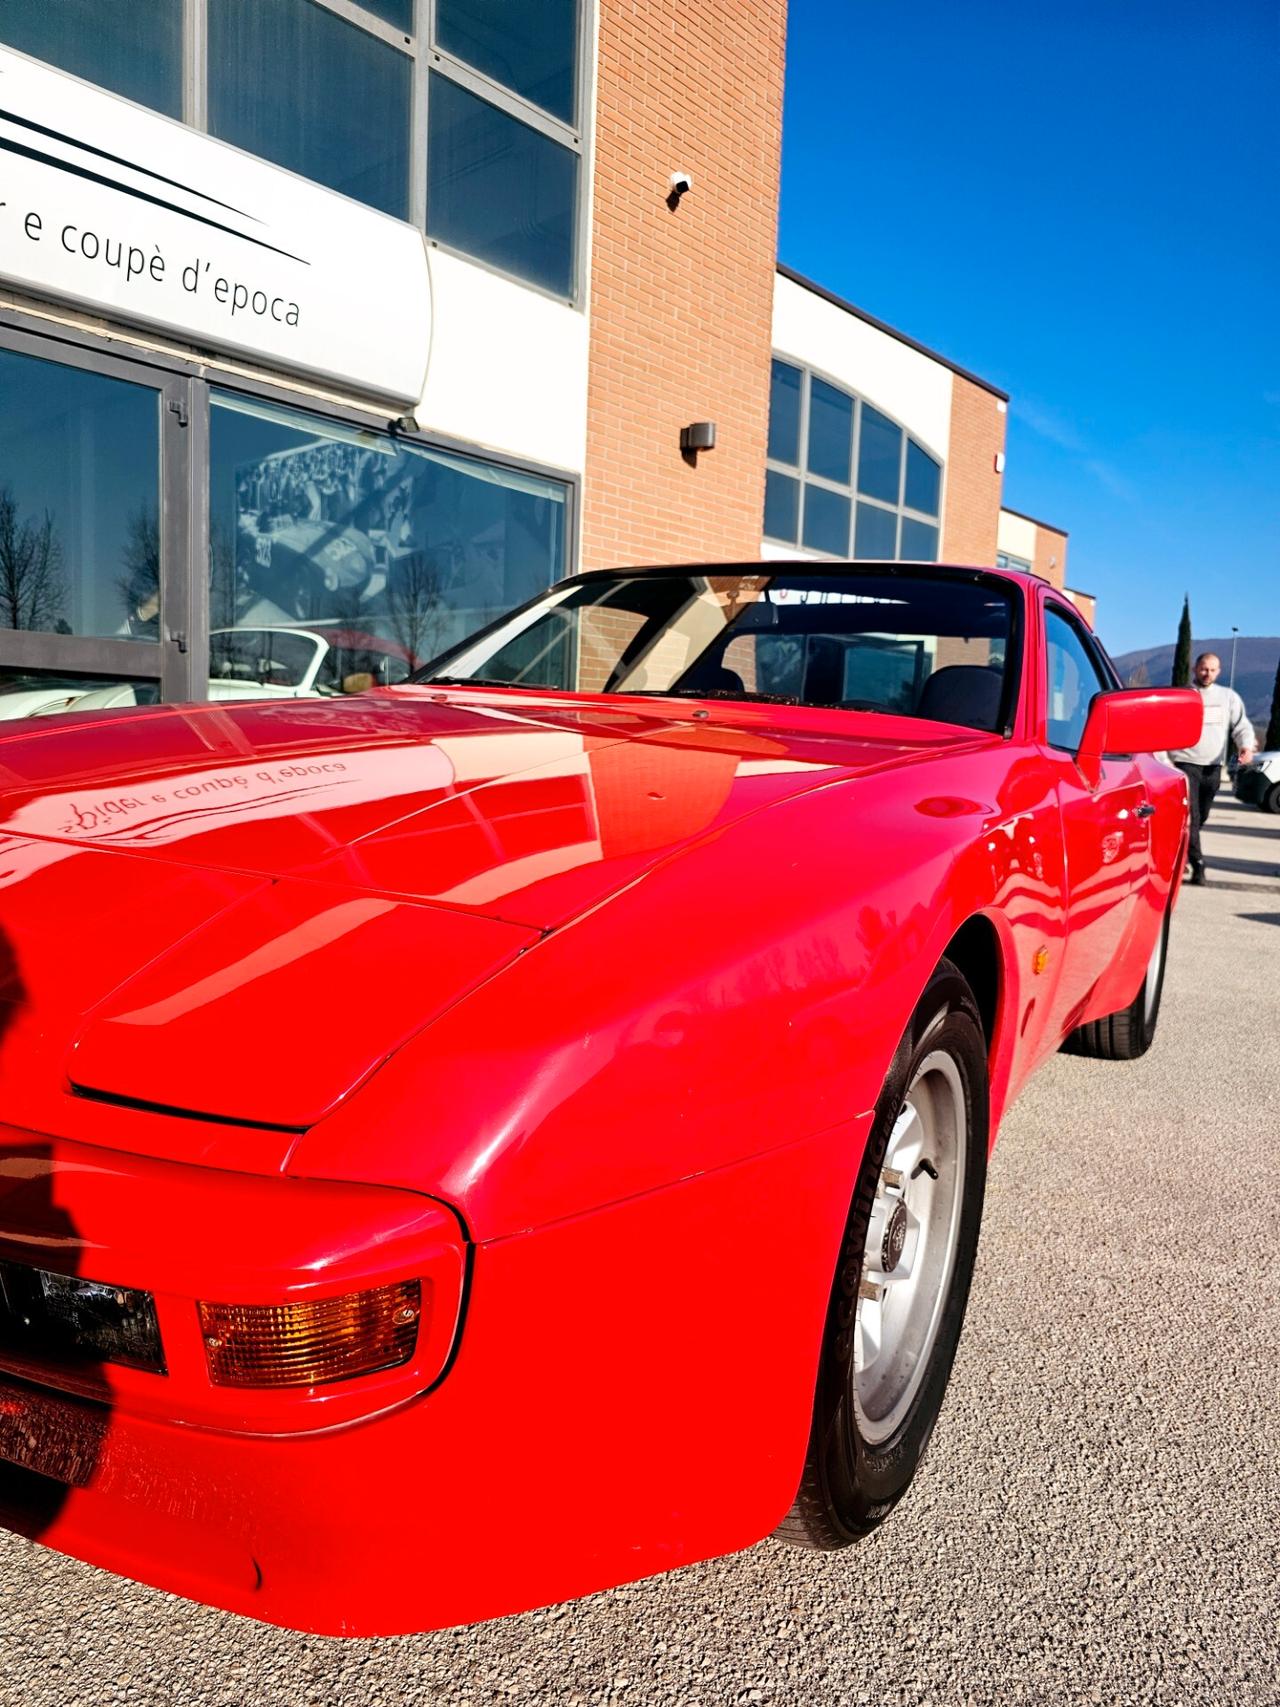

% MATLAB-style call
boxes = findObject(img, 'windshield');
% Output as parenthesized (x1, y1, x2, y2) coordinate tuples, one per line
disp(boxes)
(416, 568, 1018, 732)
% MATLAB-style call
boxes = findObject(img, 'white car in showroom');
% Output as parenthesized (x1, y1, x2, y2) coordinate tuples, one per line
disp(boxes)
(0, 627, 415, 719)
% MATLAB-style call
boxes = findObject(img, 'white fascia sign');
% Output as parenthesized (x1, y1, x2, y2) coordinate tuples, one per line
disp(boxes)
(0, 48, 430, 406)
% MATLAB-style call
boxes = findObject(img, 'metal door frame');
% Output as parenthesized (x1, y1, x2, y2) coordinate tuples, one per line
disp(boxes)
(0, 324, 198, 701)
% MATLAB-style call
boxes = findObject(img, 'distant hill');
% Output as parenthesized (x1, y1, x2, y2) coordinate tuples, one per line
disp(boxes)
(1110, 636, 1279, 737)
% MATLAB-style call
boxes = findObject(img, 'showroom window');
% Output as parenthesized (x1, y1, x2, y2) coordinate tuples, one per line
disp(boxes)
(765, 361, 943, 562)
(0, 348, 161, 641)
(209, 391, 568, 688)
(0, 327, 573, 714)
(2, 0, 585, 297)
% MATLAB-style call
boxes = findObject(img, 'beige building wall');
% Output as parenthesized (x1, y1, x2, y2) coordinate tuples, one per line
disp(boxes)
(999, 507, 1069, 590)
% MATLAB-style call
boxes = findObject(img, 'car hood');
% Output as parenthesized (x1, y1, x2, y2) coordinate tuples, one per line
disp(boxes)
(0, 690, 973, 928)
(0, 691, 981, 1163)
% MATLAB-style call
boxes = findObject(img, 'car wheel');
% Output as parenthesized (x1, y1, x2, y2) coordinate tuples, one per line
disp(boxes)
(778, 958, 988, 1549)
(1061, 903, 1170, 1061)
(1264, 781, 1280, 816)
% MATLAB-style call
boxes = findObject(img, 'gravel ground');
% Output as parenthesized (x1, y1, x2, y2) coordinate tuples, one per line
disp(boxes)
(2, 792, 1277, 1707)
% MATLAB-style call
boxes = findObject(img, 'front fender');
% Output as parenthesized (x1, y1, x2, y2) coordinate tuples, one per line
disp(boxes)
(294, 743, 1045, 1240)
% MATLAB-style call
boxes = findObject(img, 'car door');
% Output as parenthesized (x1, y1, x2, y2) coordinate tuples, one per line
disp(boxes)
(1041, 599, 1150, 1028)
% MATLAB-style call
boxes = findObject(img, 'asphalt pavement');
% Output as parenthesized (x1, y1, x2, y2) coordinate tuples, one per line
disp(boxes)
(2, 788, 1277, 1707)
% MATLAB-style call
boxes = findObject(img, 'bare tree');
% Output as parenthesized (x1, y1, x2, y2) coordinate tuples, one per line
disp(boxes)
(116, 505, 161, 634)
(1127, 659, 1150, 688)
(0, 486, 66, 631)
(209, 521, 240, 630)
(386, 552, 449, 669)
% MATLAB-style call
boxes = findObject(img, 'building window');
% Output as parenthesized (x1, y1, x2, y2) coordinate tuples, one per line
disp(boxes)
(208, 0, 413, 220)
(210, 391, 568, 691)
(764, 360, 942, 562)
(2, 0, 584, 299)
(2, 0, 184, 118)
(0, 326, 573, 714)
(0, 346, 161, 641)
(995, 551, 1032, 573)
(427, 74, 578, 298)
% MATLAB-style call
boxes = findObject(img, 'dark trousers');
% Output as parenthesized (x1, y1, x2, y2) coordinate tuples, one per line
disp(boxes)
(1175, 761, 1221, 871)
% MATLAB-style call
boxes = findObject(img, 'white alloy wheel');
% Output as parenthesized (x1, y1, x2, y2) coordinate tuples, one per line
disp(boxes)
(854, 1049, 967, 1446)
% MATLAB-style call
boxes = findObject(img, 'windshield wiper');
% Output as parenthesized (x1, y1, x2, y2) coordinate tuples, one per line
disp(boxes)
(626, 687, 802, 706)
(416, 674, 517, 688)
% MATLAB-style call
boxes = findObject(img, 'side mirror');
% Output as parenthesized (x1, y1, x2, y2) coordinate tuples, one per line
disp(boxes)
(1077, 688, 1202, 788)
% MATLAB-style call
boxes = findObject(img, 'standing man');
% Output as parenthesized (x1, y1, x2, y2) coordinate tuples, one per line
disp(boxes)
(1169, 651, 1256, 884)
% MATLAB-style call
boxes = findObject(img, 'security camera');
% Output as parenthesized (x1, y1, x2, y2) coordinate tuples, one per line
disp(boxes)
(669, 171, 693, 197)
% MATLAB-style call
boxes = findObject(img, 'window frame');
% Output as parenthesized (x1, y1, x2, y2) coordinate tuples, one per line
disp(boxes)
(0, 321, 192, 700)
(0, 306, 579, 703)
(8, 0, 590, 304)
(764, 358, 946, 562)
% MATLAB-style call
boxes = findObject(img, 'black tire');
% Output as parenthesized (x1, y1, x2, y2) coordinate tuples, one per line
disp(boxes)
(1061, 903, 1170, 1061)
(1264, 781, 1280, 816)
(778, 958, 989, 1550)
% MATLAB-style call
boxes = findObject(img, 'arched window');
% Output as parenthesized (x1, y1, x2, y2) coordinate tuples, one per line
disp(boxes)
(765, 360, 942, 561)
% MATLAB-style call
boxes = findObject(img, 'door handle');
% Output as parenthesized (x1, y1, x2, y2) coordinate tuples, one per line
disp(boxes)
(1135, 802, 1156, 819)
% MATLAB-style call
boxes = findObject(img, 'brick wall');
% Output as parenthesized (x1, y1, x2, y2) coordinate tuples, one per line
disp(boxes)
(940, 378, 1006, 565)
(1033, 524, 1068, 590)
(582, 0, 788, 569)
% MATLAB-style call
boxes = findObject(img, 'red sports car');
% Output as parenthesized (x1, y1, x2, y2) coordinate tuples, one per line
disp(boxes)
(0, 563, 1199, 1636)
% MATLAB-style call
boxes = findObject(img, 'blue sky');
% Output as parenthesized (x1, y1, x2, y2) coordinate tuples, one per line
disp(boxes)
(778, 0, 1279, 658)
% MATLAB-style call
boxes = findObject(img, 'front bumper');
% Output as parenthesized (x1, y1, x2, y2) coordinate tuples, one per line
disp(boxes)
(0, 1120, 858, 1635)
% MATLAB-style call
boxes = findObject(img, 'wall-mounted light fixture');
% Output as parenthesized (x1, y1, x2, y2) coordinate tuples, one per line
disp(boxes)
(680, 421, 716, 454)
(667, 170, 693, 210)
(994, 451, 1006, 474)
(389, 413, 420, 435)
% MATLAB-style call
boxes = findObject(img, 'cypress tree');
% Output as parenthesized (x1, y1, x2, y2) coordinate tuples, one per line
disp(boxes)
(1266, 656, 1280, 752)
(1171, 596, 1192, 687)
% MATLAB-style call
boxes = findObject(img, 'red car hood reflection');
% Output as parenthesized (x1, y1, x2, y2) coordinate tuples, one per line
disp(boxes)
(0, 692, 983, 1145)
(0, 692, 972, 928)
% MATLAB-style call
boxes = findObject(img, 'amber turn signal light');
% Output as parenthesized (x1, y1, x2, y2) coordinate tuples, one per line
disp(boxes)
(198, 1280, 423, 1388)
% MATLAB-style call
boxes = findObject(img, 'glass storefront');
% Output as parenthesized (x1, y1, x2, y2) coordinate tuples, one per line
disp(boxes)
(0, 349, 160, 642)
(0, 331, 572, 718)
(208, 392, 567, 695)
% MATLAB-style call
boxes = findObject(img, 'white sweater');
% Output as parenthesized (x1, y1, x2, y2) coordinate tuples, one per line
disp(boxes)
(1169, 683, 1256, 766)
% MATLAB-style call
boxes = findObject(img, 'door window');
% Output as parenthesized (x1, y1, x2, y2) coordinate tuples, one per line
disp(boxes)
(0, 348, 161, 643)
(1044, 604, 1110, 752)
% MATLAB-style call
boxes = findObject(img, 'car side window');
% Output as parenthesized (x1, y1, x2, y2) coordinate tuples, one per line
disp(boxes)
(1045, 605, 1111, 753)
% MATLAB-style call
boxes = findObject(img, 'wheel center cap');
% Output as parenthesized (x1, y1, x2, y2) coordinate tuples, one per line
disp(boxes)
(881, 1199, 908, 1273)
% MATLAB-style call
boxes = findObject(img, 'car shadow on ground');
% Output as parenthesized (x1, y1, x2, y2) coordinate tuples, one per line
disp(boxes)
(1239, 913, 1280, 928)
